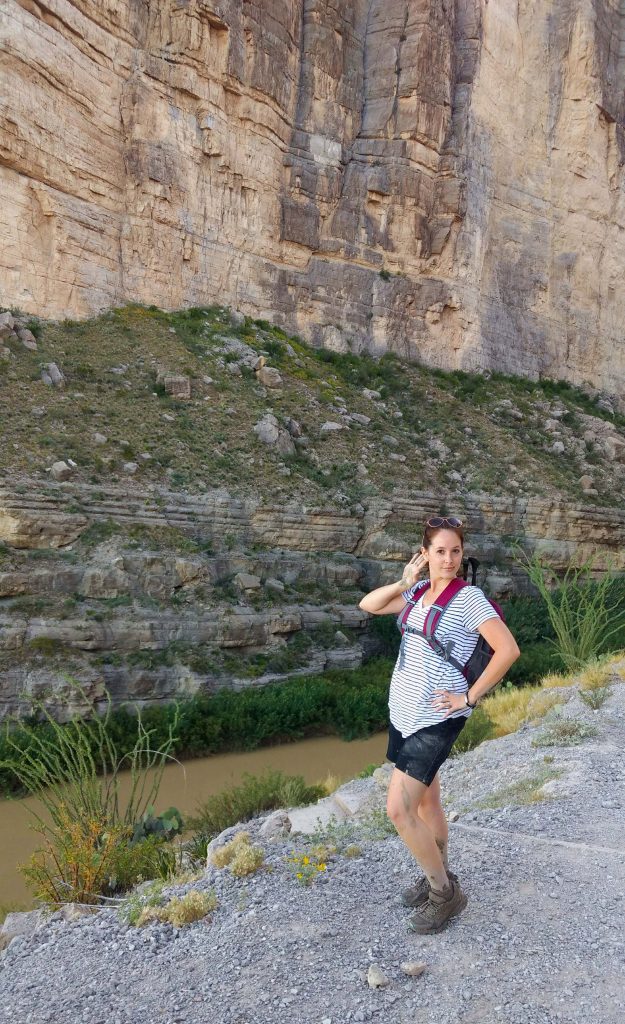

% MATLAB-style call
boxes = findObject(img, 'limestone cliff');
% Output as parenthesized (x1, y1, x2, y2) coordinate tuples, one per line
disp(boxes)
(2, 1, 625, 393)
(1, 477, 624, 719)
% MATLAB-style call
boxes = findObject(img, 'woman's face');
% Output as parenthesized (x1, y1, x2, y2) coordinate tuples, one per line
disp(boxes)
(422, 529, 463, 580)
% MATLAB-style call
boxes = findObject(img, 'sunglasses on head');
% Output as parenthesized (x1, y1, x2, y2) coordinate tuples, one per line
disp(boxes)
(426, 516, 463, 529)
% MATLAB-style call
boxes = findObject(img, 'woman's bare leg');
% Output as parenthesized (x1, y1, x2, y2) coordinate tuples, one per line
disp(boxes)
(417, 772, 449, 871)
(386, 767, 449, 892)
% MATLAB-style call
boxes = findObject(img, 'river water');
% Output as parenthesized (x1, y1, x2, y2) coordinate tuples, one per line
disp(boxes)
(0, 731, 388, 910)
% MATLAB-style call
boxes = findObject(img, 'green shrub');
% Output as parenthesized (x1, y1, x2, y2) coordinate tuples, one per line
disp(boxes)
(517, 553, 625, 671)
(189, 770, 324, 845)
(369, 614, 401, 658)
(579, 686, 611, 710)
(451, 705, 494, 754)
(532, 715, 598, 748)
(504, 642, 565, 685)
(0, 684, 181, 904)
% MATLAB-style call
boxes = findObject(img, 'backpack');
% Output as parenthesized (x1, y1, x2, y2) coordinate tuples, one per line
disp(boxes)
(396, 575, 504, 686)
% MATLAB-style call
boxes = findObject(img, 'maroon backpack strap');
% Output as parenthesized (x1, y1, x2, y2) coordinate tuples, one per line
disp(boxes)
(422, 578, 468, 639)
(397, 579, 430, 634)
(419, 578, 469, 668)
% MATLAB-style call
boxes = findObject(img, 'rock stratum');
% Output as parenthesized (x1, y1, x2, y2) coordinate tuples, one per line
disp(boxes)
(2, 1, 625, 394)
(1, 477, 624, 719)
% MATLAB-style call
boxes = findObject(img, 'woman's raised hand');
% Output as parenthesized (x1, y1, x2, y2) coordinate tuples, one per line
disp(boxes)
(401, 552, 429, 587)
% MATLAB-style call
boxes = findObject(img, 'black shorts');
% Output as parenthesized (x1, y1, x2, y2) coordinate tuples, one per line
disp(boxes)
(386, 717, 467, 786)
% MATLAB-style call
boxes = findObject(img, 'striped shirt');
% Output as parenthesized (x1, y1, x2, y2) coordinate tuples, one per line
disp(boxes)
(389, 583, 500, 738)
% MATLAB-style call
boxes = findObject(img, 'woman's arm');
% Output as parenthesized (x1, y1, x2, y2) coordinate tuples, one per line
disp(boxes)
(466, 617, 520, 704)
(358, 552, 428, 616)
(433, 616, 520, 716)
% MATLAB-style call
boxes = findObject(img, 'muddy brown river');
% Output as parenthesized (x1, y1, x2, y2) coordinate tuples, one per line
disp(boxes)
(0, 732, 388, 910)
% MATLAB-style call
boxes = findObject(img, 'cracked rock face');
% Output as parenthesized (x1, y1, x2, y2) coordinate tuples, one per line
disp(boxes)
(2, 2, 625, 392)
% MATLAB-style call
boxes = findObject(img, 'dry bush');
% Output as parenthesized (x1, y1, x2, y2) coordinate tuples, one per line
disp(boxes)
(22, 808, 130, 905)
(526, 690, 568, 723)
(209, 831, 264, 877)
(230, 844, 265, 878)
(137, 889, 217, 928)
(319, 771, 341, 796)
(541, 671, 575, 689)
(209, 831, 250, 868)
(578, 661, 612, 691)
(482, 686, 541, 737)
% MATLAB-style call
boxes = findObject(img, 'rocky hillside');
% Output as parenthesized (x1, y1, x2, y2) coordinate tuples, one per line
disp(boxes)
(2, 304, 624, 504)
(3, 2, 625, 393)
(1, 304, 625, 719)
(1, 661, 624, 1024)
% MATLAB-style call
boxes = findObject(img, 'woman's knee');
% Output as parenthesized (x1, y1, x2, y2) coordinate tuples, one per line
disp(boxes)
(386, 777, 423, 826)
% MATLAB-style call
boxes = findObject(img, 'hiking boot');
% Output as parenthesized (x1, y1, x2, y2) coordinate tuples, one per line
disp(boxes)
(401, 870, 458, 908)
(407, 878, 467, 934)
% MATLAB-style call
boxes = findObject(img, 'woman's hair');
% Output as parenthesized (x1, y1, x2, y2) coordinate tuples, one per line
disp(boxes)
(421, 520, 465, 550)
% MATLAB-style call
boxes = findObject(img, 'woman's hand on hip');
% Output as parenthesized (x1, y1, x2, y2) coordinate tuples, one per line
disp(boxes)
(432, 689, 467, 718)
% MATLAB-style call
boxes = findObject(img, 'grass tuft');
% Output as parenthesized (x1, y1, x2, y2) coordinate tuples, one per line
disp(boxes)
(472, 766, 562, 810)
(541, 671, 575, 689)
(531, 715, 598, 748)
(209, 832, 264, 877)
(578, 661, 613, 691)
(482, 685, 541, 737)
(579, 686, 611, 710)
(136, 888, 218, 928)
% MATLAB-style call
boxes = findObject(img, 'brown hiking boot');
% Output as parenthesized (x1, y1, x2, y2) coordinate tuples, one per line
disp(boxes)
(401, 871, 458, 908)
(407, 878, 467, 934)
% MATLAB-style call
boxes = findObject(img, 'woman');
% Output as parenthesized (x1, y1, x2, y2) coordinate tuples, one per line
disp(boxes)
(359, 515, 520, 934)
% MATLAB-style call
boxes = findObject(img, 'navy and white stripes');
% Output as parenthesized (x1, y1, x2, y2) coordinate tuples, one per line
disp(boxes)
(389, 584, 500, 738)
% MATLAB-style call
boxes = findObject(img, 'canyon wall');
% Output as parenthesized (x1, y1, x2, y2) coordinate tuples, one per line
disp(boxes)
(1, 478, 624, 718)
(2, 1, 625, 393)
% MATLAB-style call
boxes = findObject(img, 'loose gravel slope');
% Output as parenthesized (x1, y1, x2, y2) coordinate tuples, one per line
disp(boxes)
(1, 673, 624, 1024)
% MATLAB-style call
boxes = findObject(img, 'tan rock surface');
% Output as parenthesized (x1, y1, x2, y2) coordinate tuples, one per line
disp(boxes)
(1, 477, 624, 719)
(2, 2, 625, 392)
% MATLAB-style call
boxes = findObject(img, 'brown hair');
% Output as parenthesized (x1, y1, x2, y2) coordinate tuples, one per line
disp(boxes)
(421, 520, 465, 550)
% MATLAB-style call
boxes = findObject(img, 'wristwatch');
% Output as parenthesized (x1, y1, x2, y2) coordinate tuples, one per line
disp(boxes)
(463, 693, 477, 709)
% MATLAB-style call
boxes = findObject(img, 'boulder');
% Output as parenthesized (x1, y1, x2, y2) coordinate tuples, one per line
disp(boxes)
(285, 417, 302, 437)
(156, 367, 191, 399)
(17, 328, 37, 350)
(234, 572, 261, 590)
(253, 414, 295, 456)
(50, 460, 73, 481)
(0, 910, 44, 952)
(332, 777, 380, 817)
(287, 795, 350, 834)
(258, 810, 291, 839)
(46, 362, 65, 387)
(255, 366, 283, 388)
